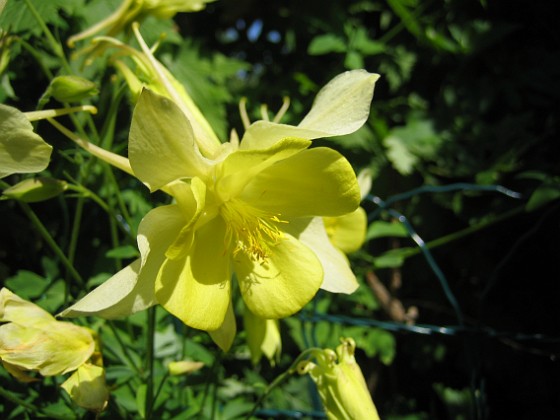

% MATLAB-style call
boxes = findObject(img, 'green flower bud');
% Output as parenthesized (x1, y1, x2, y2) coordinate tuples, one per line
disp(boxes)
(49, 75, 98, 102)
(2, 177, 67, 203)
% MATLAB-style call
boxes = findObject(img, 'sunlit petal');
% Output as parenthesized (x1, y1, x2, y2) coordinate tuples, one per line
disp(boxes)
(241, 148, 360, 217)
(234, 233, 322, 319)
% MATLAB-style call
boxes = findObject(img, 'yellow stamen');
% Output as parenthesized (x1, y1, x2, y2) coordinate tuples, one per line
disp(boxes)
(221, 199, 286, 261)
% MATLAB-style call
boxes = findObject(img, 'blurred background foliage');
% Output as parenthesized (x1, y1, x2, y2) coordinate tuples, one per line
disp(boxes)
(1, 0, 559, 419)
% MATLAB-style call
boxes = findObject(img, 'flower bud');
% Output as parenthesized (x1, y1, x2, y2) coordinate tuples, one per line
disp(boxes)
(49, 75, 98, 102)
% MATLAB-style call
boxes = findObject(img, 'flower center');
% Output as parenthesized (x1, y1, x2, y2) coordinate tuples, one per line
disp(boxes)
(220, 199, 286, 261)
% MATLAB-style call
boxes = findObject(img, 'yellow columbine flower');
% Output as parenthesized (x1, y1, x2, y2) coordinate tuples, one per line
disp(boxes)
(298, 338, 380, 420)
(68, 0, 215, 47)
(59, 30, 380, 351)
(0, 288, 108, 411)
(61, 74, 379, 350)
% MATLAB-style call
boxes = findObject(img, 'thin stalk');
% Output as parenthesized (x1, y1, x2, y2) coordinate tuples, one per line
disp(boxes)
(0, 387, 76, 420)
(245, 348, 321, 419)
(145, 307, 156, 419)
(17, 200, 84, 286)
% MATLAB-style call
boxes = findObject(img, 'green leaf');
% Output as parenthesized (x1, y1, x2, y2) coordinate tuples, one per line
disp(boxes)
(383, 117, 442, 175)
(526, 182, 560, 212)
(136, 384, 147, 419)
(366, 220, 409, 240)
(307, 34, 347, 55)
(373, 248, 413, 268)
(105, 245, 140, 259)
(0, 0, 83, 36)
(4, 270, 47, 299)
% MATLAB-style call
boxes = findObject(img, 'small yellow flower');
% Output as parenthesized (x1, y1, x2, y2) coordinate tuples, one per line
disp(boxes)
(0, 288, 108, 412)
(298, 338, 380, 420)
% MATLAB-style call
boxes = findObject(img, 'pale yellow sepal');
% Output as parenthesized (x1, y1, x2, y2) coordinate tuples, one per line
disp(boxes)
(0, 104, 52, 179)
(244, 307, 281, 366)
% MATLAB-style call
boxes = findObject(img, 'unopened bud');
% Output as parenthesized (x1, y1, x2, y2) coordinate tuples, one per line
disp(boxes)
(49, 75, 98, 102)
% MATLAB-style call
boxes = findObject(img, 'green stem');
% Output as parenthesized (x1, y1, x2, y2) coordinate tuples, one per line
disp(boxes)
(400, 206, 525, 260)
(107, 321, 142, 375)
(245, 348, 322, 419)
(145, 307, 156, 419)
(17, 200, 84, 286)
(0, 387, 76, 420)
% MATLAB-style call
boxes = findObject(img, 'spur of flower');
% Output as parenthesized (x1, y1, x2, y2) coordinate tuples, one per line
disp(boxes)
(0, 288, 109, 412)
(59, 31, 379, 349)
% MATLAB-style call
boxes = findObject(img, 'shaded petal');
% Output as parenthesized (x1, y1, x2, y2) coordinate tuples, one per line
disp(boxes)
(60, 204, 185, 319)
(58, 259, 147, 318)
(208, 301, 236, 352)
(129, 89, 209, 191)
(286, 217, 359, 294)
(156, 216, 231, 331)
(61, 363, 109, 412)
(241, 147, 360, 217)
(323, 207, 367, 254)
(216, 137, 311, 201)
(234, 233, 322, 319)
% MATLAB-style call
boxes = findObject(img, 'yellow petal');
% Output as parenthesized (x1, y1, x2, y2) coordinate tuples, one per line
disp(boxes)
(234, 233, 322, 319)
(156, 217, 232, 331)
(1, 287, 54, 326)
(323, 207, 367, 254)
(129, 89, 209, 191)
(241, 147, 360, 217)
(0, 321, 94, 376)
(208, 301, 237, 352)
(61, 363, 109, 412)
(286, 218, 359, 294)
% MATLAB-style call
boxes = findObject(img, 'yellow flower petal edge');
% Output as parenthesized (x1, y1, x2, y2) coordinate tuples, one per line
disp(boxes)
(0, 288, 95, 377)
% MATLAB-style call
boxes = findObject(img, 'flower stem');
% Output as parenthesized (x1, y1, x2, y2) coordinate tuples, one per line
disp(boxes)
(145, 306, 156, 419)
(17, 200, 84, 286)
